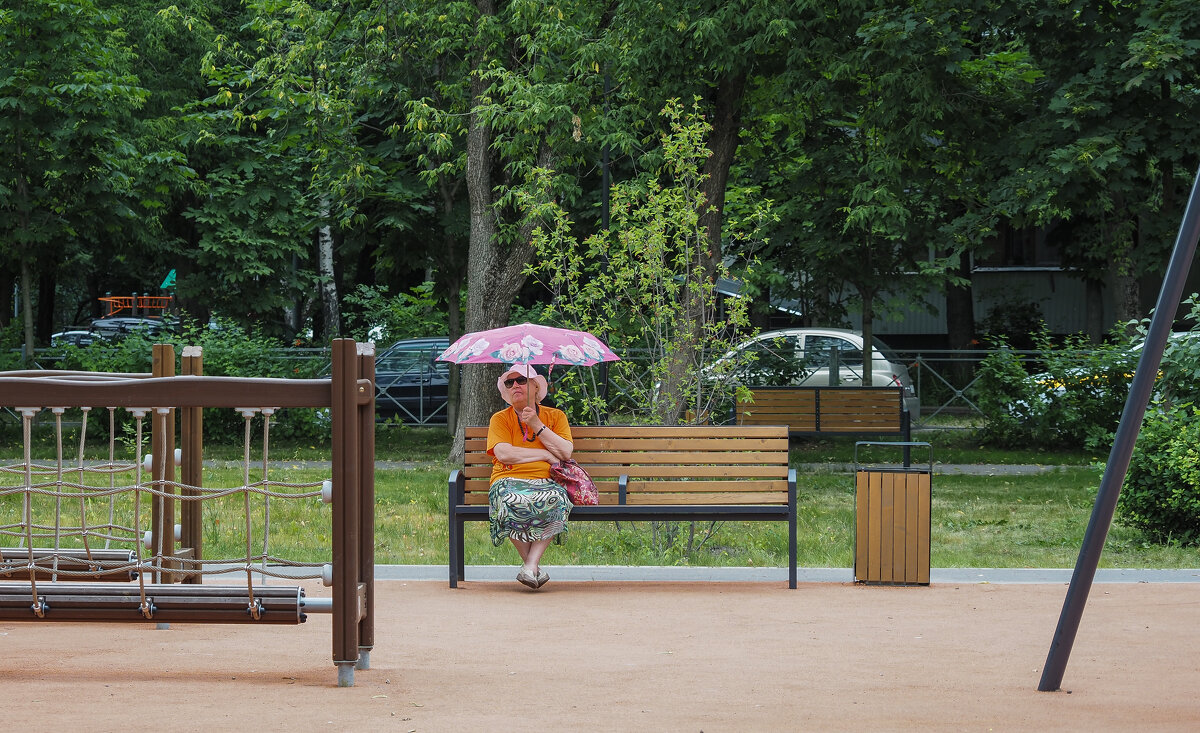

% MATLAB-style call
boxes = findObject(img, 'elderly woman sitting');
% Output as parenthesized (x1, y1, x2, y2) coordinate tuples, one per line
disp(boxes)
(486, 364, 574, 590)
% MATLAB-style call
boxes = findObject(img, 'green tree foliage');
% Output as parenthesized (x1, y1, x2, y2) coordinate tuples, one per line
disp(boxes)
(597, 1, 793, 397)
(528, 101, 768, 424)
(180, 0, 427, 340)
(0, 0, 150, 353)
(343, 281, 448, 344)
(766, 2, 1046, 353)
(1002, 0, 1200, 324)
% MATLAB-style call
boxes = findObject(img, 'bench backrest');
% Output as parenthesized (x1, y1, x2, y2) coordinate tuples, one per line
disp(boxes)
(461, 424, 791, 506)
(735, 386, 904, 434)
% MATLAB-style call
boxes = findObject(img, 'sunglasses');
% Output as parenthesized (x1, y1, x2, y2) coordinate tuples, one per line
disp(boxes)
(503, 375, 529, 388)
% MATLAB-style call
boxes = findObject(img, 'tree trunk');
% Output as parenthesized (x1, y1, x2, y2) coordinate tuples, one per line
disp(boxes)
(439, 175, 466, 435)
(860, 289, 875, 387)
(316, 197, 340, 340)
(20, 260, 34, 363)
(1109, 259, 1140, 334)
(944, 251, 976, 385)
(659, 71, 747, 424)
(1085, 277, 1105, 344)
(36, 265, 55, 343)
(699, 71, 746, 276)
(0, 269, 13, 327)
(944, 252, 975, 350)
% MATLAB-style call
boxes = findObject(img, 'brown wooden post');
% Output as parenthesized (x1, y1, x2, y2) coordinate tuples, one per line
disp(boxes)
(151, 344, 176, 583)
(331, 339, 361, 686)
(355, 342, 376, 670)
(180, 346, 204, 583)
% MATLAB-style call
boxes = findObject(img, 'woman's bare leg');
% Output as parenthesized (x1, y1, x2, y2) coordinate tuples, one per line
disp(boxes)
(509, 538, 531, 565)
(524, 538, 552, 574)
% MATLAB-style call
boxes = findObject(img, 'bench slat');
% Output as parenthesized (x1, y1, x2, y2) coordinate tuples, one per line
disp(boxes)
(464, 425, 790, 439)
(580, 450, 787, 464)
(462, 463, 789, 483)
(464, 437, 791, 452)
(461, 493, 624, 506)
(623, 492, 788, 505)
(625, 478, 788, 490)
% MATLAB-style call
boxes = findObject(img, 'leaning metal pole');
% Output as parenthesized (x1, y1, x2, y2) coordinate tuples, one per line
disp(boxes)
(1039, 167, 1200, 692)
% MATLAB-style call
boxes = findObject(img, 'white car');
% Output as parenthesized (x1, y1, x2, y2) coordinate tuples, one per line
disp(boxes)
(714, 327, 920, 418)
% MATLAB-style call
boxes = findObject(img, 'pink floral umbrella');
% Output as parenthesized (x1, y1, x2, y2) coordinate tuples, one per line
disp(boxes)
(436, 323, 620, 412)
(436, 322, 620, 367)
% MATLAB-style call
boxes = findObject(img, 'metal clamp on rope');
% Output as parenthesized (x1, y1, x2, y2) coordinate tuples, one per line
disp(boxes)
(246, 598, 263, 621)
(31, 597, 47, 618)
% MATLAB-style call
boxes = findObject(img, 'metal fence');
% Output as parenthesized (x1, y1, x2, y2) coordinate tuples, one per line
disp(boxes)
(21, 344, 1088, 431)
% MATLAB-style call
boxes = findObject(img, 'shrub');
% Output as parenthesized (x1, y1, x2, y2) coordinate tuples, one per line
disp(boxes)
(973, 328, 1134, 451)
(1128, 293, 1200, 409)
(973, 342, 1041, 448)
(1120, 404, 1200, 546)
(52, 318, 328, 445)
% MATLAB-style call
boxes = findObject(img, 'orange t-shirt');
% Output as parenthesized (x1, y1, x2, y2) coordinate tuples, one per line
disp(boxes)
(486, 405, 572, 483)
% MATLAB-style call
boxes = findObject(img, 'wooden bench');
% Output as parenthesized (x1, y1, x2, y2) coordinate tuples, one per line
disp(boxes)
(735, 386, 911, 441)
(448, 425, 797, 588)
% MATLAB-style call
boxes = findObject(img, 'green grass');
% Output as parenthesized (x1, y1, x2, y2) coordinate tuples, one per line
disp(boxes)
(2, 424, 1196, 570)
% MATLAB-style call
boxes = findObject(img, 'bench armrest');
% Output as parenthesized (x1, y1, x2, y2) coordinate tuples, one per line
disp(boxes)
(448, 469, 465, 506)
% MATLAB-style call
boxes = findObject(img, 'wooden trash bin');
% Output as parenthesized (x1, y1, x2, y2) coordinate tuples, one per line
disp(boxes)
(853, 441, 932, 585)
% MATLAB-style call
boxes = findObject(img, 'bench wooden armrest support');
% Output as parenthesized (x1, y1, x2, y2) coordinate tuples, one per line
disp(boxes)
(448, 425, 797, 589)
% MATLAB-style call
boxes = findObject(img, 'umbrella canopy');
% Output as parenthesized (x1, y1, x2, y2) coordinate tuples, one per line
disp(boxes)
(436, 322, 620, 366)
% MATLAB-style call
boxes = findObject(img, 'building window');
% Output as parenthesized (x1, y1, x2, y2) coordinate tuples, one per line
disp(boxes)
(975, 223, 1063, 269)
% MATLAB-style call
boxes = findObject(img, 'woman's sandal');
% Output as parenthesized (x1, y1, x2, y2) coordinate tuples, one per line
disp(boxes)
(516, 570, 539, 590)
(536, 570, 549, 588)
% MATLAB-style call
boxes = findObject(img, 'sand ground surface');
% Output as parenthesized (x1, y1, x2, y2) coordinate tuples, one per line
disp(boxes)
(1, 576, 1197, 731)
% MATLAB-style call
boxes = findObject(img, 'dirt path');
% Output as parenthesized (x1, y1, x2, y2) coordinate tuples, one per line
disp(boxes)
(2, 579, 1196, 730)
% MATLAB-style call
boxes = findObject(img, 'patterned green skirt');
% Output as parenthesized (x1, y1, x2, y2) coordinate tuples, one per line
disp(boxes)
(489, 477, 571, 546)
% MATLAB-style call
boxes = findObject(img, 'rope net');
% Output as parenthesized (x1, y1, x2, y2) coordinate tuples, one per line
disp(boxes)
(0, 405, 330, 617)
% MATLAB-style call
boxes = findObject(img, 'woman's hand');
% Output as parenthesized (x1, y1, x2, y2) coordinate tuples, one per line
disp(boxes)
(518, 405, 541, 430)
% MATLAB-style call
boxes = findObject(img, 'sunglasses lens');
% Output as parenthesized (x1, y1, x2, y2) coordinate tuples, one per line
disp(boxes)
(504, 376, 529, 388)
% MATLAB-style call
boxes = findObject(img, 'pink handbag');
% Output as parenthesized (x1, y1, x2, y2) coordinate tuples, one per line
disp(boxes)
(551, 459, 599, 505)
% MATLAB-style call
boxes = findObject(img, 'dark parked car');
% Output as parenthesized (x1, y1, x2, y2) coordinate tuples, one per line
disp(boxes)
(88, 316, 173, 341)
(374, 337, 450, 424)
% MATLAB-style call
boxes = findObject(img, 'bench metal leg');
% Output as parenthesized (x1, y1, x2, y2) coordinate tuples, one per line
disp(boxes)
(788, 468, 798, 589)
(448, 473, 460, 588)
(787, 515, 796, 590)
(448, 515, 459, 589)
(455, 518, 466, 583)
(448, 515, 468, 588)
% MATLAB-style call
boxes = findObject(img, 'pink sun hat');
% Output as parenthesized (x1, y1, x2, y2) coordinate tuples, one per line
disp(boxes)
(497, 363, 548, 403)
